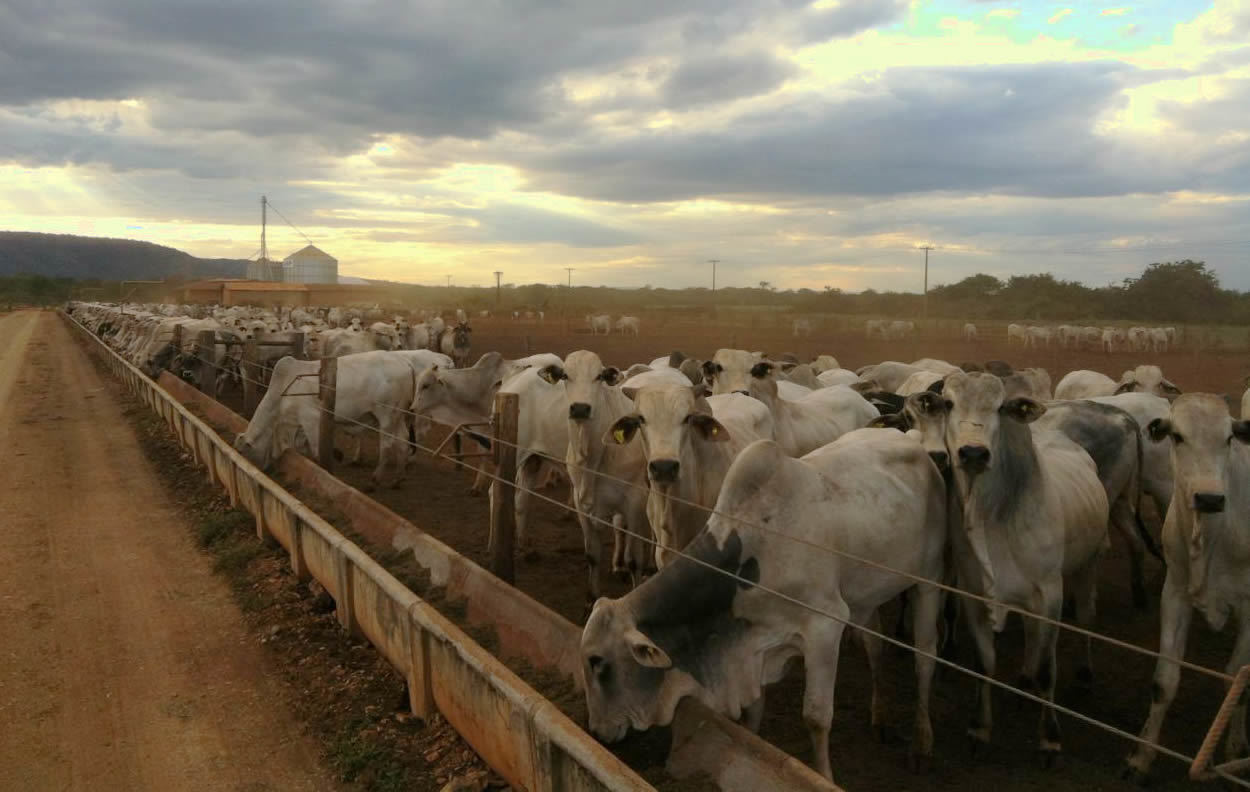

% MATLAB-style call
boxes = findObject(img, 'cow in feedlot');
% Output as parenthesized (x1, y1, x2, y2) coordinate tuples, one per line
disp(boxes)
(1035, 400, 1160, 609)
(748, 361, 878, 457)
(234, 351, 437, 488)
(537, 352, 653, 602)
(701, 349, 809, 401)
(1127, 395, 1250, 780)
(604, 384, 773, 567)
(936, 372, 1109, 758)
(580, 430, 948, 782)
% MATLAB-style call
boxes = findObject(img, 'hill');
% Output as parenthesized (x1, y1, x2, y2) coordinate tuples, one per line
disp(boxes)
(0, 232, 248, 281)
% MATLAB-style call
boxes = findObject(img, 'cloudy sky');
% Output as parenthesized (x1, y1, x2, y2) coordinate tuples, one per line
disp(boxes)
(2, 0, 1249, 291)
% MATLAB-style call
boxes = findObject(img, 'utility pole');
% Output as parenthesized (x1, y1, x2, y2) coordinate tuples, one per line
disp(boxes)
(919, 245, 934, 321)
(565, 267, 574, 289)
(707, 259, 720, 293)
(260, 195, 268, 263)
(493, 271, 503, 306)
(446, 274, 451, 288)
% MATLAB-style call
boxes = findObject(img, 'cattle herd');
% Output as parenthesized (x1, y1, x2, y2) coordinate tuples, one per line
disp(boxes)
(67, 301, 1250, 785)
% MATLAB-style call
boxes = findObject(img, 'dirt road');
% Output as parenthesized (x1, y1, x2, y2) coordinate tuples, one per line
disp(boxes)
(0, 311, 339, 792)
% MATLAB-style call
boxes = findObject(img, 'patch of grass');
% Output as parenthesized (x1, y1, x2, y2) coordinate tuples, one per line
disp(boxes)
(328, 722, 413, 792)
(197, 511, 249, 548)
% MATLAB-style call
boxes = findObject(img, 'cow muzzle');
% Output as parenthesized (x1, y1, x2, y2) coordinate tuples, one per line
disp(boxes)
(957, 444, 990, 473)
(569, 402, 592, 421)
(1194, 492, 1226, 514)
(648, 459, 680, 483)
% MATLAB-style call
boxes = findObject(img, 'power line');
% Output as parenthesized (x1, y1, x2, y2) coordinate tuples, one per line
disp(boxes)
(264, 198, 315, 247)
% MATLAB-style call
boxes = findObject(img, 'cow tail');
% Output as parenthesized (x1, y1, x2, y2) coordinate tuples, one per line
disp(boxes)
(1132, 418, 1164, 562)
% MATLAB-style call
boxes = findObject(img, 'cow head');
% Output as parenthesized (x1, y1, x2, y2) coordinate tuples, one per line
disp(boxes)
(1148, 394, 1250, 621)
(702, 349, 762, 395)
(605, 384, 729, 487)
(1116, 365, 1182, 402)
(545, 351, 623, 423)
(943, 372, 1045, 478)
(581, 597, 689, 743)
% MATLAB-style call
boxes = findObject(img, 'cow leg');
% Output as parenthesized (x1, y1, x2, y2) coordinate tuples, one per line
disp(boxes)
(374, 408, 407, 488)
(513, 456, 543, 552)
(1111, 497, 1148, 610)
(909, 583, 941, 767)
(610, 513, 627, 577)
(580, 510, 603, 608)
(1022, 584, 1063, 759)
(803, 607, 849, 782)
(1223, 615, 1250, 762)
(966, 604, 996, 749)
(1126, 573, 1193, 779)
(859, 610, 889, 741)
(1068, 559, 1100, 686)
(469, 459, 494, 495)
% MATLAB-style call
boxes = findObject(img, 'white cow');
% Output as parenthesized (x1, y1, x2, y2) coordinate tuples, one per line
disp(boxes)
(580, 430, 948, 781)
(234, 351, 438, 488)
(1054, 370, 1118, 401)
(855, 361, 928, 393)
(1148, 327, 1168, 354)
(748, 361, 878, 457)
(615, 316, 641, 335)
(1088, 392, 1174, 527)
(896, 370, 944, 396)
(604, 384, 773, 567)
(810, 354, 840, 374)
(910, 358, 960, 376)
(817, 368, 863, 388)
(887, 320, 915, 340)
(963, 323, 978, 342)
(1127, 395, 1250, 779)
(792, 318, 812, 337)
(938, 373, 1108, 758)
(587, 314, 612, 335)
(865, 319, 888, 339)
(1025, 326, 1053, 349)
(538, 352, 652, 602)
(1007, 324, 1028, 346)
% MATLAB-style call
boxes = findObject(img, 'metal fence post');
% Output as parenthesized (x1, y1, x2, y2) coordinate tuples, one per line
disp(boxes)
(242, 339, 260, 416)
(196, 330, 216, 395)
(490, 391, 519, 584)
(318, 356, 337, 471)
(170, 324, 183, 372)
(291, 331, 306, 360)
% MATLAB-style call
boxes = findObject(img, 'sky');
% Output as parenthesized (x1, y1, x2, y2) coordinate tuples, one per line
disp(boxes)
(2, 0, 1249, 292)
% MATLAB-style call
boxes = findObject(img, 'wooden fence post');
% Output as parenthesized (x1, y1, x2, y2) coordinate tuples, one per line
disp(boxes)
(291, 331, 306, 360)
(196, 330, 216, 395)
(318, 356, 337, 471)
(490, 391, 519, 584)
(170, 324, 183, 372)
(242, 339, 260, 416)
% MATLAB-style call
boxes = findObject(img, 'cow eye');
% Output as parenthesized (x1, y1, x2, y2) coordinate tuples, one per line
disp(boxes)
(1172, 432, 1185, 445)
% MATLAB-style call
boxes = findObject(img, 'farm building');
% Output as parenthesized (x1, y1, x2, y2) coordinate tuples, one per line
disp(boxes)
(281, 244, 337, 284)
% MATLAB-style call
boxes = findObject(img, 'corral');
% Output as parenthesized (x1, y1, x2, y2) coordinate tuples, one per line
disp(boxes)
(66, 303, 1250, 790)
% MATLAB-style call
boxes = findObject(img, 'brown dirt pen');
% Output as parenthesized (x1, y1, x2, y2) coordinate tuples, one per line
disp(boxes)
(226, 313, 1249, 791)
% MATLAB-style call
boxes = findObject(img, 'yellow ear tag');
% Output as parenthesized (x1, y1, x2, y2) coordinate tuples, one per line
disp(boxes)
(711, 426, 718, 436)
(614, 428, 626, 444)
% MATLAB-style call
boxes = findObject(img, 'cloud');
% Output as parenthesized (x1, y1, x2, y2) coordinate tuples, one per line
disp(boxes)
(1049, 8, 1073, 24)
(986, 9, 1021, 19)
(661, 51, 797, 107)
(1101, 7, 1129, 16)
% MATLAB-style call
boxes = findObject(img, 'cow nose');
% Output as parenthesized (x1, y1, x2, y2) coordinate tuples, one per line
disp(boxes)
(648, 459, 680, 483)
(1194, 492, 1226, 514)
(929, 450, 949, 470)
(569, 403, 592, 421)
(958, 445, 991, 472)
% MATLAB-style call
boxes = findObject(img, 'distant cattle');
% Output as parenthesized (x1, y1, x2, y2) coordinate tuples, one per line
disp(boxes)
(586, 314, 612, 335)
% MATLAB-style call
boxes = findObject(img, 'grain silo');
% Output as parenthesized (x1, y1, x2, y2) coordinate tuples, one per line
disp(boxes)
(281, 245, 338, 284)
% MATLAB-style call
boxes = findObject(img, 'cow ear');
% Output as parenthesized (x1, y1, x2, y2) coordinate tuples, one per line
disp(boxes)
(598, 367, 623, 386)
(701, 360, 719, 379)
(1001, 397, 1045, 423)
(538, 364, 566, 385)
(1233, 421, 1250, 445)
(914, 391, 948, 415)
(624, 628, 672, 669)
(1147, 418, 1172, 443)
(868, 413, 908, 431)
(926, 378, 945, 394)
(749, 361, 774, 379)
(604, 415, 642, 445)
(689, 413, 730, 442)
(1162, 380, 1182, 399)
(1114, 381, 1137, 395)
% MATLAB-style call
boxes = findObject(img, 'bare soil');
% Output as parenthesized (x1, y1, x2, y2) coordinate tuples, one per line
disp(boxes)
(220, 314, 1249, 790)
(0, 311, 336, 792)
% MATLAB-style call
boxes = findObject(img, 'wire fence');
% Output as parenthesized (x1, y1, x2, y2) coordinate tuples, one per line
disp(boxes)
(75, 306, 1250, 786)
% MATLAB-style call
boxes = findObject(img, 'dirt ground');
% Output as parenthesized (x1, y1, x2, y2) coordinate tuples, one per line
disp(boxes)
(0, 311, 339, 792)
(214, 313, 1249, 790)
